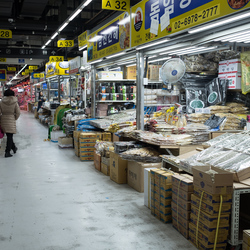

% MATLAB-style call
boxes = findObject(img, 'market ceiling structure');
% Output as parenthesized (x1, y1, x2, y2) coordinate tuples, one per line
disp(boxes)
(0, 0, 139, 71)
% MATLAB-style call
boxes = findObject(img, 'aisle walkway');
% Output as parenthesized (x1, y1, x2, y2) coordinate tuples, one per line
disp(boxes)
(0, 112, 196, 250)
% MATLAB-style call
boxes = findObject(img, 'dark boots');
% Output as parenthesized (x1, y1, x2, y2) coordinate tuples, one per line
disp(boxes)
(5, 152, 13, 158)
(12, 145, 17, 154)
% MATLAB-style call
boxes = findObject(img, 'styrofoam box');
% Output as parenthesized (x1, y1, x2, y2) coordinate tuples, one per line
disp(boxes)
(218, 73, 241, 90)
(51, 131, 65, 142)
(219, 59, 241, 74)
(97, 71, 123, 80)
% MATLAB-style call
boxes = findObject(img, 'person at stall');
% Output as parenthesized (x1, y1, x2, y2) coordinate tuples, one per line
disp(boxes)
(37, 91, 46, 111)
(0, 89, 20, 158)
(76, 95, 83, 109)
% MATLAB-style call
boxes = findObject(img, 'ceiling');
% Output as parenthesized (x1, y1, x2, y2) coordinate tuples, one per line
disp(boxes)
(0, 0, 138, 74)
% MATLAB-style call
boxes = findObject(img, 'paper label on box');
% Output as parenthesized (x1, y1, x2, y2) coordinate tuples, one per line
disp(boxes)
(195, 108, 211, 114)
(150, 19, 159, 35)
(160, 12, 170, 32)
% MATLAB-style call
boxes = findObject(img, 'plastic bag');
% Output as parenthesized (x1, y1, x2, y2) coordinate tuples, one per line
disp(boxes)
(207, 78, 222, 106)
(241, 51, 250, 94)
(0, 126, 4, 139)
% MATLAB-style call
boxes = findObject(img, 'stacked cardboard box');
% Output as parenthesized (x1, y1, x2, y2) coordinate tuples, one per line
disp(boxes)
(171, 174, 193, 239)
(101, 156, 110, 176)
(79, 133, 102, 161)
(150, 169, 172, 223)
(102, 132, 112, 142)
(189, 166, 233, 250)
(73, 131, 81, 157)
(243, 230, 250, 250)
(94, 150, 101, 171)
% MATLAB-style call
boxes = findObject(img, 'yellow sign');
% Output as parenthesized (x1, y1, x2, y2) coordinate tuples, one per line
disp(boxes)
(29, 66, 38, 70)
(45, 61, 69, 77)
(0, 29, 12, 39)
(22, 72, 28, 76)
(49, 56, 64, 62)
(0, 58, 6, 62)
(78, 31, 88, 49)
(131, 0, 250, 48)
(87, 11, 130, 62)
(102, 0, 130, 11)
(57, 40, 74, 47)
(7, 67, 16, 71)
(34, 73, 44, 78)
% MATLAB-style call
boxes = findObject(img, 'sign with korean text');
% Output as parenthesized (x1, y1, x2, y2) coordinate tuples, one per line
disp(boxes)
(7, 67, 16, 71)
(0, 29, 12, 39)
(87, 11, 130, 62)
(0, 69, 6, 81)
(57, 40, 74, 47)
(131, 0, 250, 48)
(0, 58, 6, 62)
(102, 0, 130, 11)
(69, 56, 81, 74)
(49, 56, 64, 62)
(78, 31, 88, 50)
(33, 73, 44, 78)
(29, 66, 38, 70)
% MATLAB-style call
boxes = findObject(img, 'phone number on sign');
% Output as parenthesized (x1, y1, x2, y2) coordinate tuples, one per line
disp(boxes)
(173, 4, 220, 31)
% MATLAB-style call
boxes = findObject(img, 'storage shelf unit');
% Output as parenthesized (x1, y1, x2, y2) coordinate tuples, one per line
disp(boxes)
(96, 79, 136, 82)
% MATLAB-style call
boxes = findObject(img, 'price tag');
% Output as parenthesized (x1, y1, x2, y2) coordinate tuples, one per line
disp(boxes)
(160, 12, 170, 32)
(150, 19, 159, 36)
(57, 40, 74, 47)
(102, 0, 130, 11)
(49, 56, 64, 62)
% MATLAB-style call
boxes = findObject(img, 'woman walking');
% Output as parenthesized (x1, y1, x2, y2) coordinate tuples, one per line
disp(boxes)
(0, 89, 20, 158)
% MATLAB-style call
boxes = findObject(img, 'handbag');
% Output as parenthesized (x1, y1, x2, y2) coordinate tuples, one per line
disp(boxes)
(0, 126, 4, 139)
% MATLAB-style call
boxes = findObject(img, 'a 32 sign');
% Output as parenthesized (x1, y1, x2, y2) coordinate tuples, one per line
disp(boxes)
(57, 40, 74, 47)
(102, 0, 130, 11)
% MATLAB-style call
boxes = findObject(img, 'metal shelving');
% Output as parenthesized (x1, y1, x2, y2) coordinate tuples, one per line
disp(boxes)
(96, 79, 136, 82)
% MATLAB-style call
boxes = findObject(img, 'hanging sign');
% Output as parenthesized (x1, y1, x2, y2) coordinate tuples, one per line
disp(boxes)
(0, 58, 6, 62)
(57, 40, 74, 47)
(87, 11, 130, 62)
(69, 56, 81, 74)
(131, 0, 250, 48)
(45, 61, 69, 77)
(7, 67, 16, 71)
(0, 69, 6, 81)
(25, 69, 30, 74)
(33, 73, 44, 78)
(0, 29, 12, 39)
(102, 0, 130, 11)
(29, 66, 38, 70)
(78, 30, 88, 50)
(22, 72, 28, 76)
(49, 56, 64, 62)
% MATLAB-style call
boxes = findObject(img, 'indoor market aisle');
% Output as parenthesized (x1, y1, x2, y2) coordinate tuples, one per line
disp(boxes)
(0, 111, 196, 250)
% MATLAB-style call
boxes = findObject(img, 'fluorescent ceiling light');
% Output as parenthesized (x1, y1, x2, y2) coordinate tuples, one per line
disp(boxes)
(148, 57, 171, 63)
(189, 11, 250, 34)
(41, 45, 46, 49)
(89, 35, 102, 42)
(213, 30, 250, 41)
(106, 52, 126, 59)
(101, 26, 117, 35)
(226, 33, 250, 42)
(177, 46, 217, 55)
(89, 59, 103, 64)
(148, 55, 157, 59)
(45, 39, 51, 46)
(126, 64, 136, 67)
(160, 46, 194, 55)
(244, 40, 250, 43)
(173, 46, 207, 55)
(118, 17, 130, 26)
(119, 60, 136, 65)
(136, 38, 170, 50)
(69, 9, 82, 21)
(79, 45, 87, 51)
(109, 67, 121, 71)
(51, 32, 59, 39)
(59, 22, 69, 32)
(83, 0, 92, 7)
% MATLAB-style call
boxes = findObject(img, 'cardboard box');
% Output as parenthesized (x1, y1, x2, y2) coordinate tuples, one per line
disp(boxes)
(126, 66, 137, 80)
(160, 172, 173, 189)
(101, 156, 110, 166)
(234, 167, 250, 182)
(244, 230, 250, 246)
(80, 156, 94, 161)
(160, 188, 172, 199)
(94, 151, 101, 171)
(218, 73, 241, 90)
(160, 196, 172, 207)
(172, 187, 192, 201)
(243, 242, 250, 250)
(193, 186, 232, 204)
(80, 152, 94, 157)
(58, 137, 73, 147)
(148, 65, 161, 80)
(97, 71, 123, 80)
(172, 174, 194, 192)
(97, 103, 108, 111)
(102, 132, 112, 140)
(160, 214, 172, 223)
(219, 59, 241, 74)
(160, 206, 171, 215)
(79, 138, 98, 143)
(189, 222, 228, 245)
(73, 130, 82, 139)
(96, 110, 107, 117)
(192, 166, 233, 194)
(191, 205, 230, 228)
(191, 194, 231, 215)
(80, 148, 95, 152)
(172, 210, 189, 229)
(101, 163, 110, 176)
(80, 132, 102, 139)
(110, 152, 127, 184)
(127, 162, 161, 192)
(79, 141, 96, 147)
(189, 217, 229, 238)
(172, 217, 189, 239)
(171, 201, 191, 220)
(172, 192, 191, 211)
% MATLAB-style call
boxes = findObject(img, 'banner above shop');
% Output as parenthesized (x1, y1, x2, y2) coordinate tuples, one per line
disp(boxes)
(69, 56, 81, 74)
(45, 61, 69, 77)
(131, 0, 250, 47)
(78, 30, 88, 50)
(102, 0, 130, 11)
(87, 11, 130, 62)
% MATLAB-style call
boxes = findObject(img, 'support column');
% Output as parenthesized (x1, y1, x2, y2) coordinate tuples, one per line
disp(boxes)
(91, 65, 96, 118)
(136, 51, 144, 130)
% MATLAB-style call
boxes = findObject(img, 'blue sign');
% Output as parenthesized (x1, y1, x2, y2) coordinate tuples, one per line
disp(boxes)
(145, 0, 213, 30)
(97, 20, 119, 51)
(18, 58, 25, 63)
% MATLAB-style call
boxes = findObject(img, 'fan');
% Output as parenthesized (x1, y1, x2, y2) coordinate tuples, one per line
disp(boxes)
(160, 58, 186, 84)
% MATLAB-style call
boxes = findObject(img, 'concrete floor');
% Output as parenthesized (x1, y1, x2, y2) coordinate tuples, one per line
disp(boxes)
(0, 111, 196, 250)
